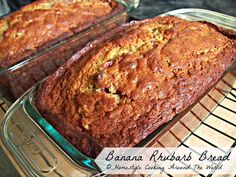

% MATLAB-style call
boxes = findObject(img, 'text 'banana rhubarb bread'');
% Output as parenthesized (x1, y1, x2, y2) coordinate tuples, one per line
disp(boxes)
(35, 16, 236, 158)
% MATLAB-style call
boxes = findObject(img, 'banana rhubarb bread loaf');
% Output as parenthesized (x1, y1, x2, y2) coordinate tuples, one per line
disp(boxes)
(0, 0, 125, 102)
(35, 16, 236, 158)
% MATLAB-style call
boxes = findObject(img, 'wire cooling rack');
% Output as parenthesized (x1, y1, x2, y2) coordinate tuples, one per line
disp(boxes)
(142, 70, 236, 177)
(0, 70, 236, 177)
(0, 100, 9, 118)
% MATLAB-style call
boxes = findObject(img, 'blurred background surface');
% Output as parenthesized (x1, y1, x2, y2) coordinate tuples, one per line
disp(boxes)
(130, 0, 236, 19)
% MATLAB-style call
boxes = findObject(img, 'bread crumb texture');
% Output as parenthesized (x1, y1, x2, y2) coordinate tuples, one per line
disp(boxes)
(36, 16, 236, 157)
(0, 0, 116, 64)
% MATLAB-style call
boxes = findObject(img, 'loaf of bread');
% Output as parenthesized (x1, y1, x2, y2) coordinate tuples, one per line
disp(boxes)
(35, 16, 236, 158)
(0, 0, 121, 68)
(0, 0, 124, 102)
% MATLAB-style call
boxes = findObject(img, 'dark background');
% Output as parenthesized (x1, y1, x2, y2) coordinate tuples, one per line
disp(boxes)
(130, 0, 236, 19)
(7, 0, 35, 11)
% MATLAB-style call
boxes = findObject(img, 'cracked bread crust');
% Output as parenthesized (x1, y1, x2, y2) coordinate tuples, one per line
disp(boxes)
(35, 16, 236, 158)
(0, 0, 122, 68)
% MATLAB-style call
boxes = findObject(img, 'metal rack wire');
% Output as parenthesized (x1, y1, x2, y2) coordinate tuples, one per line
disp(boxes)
(0, 100, 7, 113)
(146, 72, 236, 177)
(180, 81, 236, 177)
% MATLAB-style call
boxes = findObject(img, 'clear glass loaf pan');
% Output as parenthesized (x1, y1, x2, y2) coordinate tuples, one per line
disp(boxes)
(0, 0, 139, 105)
(1, 9, 236, 177)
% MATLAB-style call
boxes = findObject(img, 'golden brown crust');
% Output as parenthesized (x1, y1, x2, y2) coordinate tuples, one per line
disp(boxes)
(0, 0, 122, 68)
(35, 16, 236, 158)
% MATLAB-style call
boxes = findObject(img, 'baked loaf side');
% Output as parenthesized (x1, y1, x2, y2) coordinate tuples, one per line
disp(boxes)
(0, 0, 120, 68)
(35, 16, 236, 158)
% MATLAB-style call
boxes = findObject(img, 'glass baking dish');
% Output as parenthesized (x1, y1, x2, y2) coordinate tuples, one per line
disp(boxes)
(1, 9, 236, 177)
(0, 0, 139, 105)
